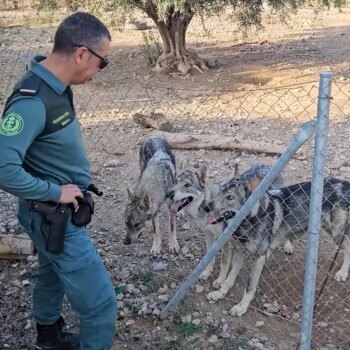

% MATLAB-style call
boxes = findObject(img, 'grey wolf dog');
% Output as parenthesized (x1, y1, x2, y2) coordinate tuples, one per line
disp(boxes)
(207, 177, 350, 317)
(124, 137, 178, 256)
(169, 162, 287, 288)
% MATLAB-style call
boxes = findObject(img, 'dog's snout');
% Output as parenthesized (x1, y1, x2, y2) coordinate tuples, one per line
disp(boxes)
(168, 190, 175, 200)
(203, 201, 214, 213)
(124, 236, 131, 245)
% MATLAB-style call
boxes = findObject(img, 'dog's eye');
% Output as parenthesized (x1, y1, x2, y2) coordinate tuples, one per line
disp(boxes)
(184, 183, 191, 188)
(134, 223, 141, 229)
(226, 195, 234, 200)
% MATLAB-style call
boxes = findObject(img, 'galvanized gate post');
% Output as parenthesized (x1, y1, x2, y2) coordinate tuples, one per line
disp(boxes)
(300, 72, 333, 350)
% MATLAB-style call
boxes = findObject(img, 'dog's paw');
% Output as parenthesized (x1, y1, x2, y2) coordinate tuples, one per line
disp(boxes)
(169, 241, 180, 254)
(150, 244, 161, 257)
(230, 302, 249, 317)
(335, 268, 348, 282)
(206, 289, 226, 302)
(283, 240, 294, 255)
(200, 267, 213, 281)
(212, 277, 225, 289)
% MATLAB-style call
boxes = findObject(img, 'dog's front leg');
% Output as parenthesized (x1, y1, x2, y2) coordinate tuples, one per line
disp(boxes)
(168, 212, 180, 254)
(283, 239, 294, 254)
(213, 242, 234, 289)
(230, 254, 266, 317)
(150, 214, 162, 256)
(200, 229, 216, 280)
(335, 236, 350, 282)
(207, 247, 244, 301)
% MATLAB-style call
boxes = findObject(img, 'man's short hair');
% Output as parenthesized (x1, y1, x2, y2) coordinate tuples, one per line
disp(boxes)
(53, 12, 111, 54)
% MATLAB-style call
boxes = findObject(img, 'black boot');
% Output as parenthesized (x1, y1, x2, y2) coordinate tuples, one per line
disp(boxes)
(35, 316, 80, 350)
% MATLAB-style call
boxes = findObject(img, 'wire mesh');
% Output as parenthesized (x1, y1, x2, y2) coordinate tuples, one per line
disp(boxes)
(2, 11, 350, 350)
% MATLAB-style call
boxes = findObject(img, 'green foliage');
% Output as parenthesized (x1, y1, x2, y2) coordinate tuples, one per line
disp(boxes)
(222, 336, 249, 350)
(35, 0, 58, 11)
(114, 284, 127, 294)
(131, 270, 162, 294)
(110, 0, 346, 29)
(141, 30, 162, 68)
(177, 322, 201, 337)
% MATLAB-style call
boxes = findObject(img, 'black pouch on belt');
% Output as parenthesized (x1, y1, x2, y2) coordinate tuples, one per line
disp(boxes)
(29, 201, 69, 254)
(71, 192, 95, 227)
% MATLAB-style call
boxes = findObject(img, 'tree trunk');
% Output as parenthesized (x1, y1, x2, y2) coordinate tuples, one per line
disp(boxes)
(145, 6, 216, 74)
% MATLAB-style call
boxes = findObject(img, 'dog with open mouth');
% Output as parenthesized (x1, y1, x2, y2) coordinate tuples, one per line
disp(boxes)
(168, 162, 286, 288)
(207, 176, 350, 317)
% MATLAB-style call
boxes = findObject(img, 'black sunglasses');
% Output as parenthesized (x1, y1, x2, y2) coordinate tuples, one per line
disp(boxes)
(73, 44, 109, 70)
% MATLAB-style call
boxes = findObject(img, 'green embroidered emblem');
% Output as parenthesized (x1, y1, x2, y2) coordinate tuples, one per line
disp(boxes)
(0, 113, 24, 136)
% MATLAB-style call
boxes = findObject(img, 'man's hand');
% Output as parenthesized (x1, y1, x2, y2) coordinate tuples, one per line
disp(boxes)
(59, 184, 83, 208)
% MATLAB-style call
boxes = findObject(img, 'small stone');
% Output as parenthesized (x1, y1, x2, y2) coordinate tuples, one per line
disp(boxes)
(12, 280, 22, 288)
(8, 219, 19, 227)
(192, 319, 201, 326)
(103, 159, 120, 168)
(181, 315, 192, 323)
(170, 283, 177, 289)
(24, 320, 32, 330)
(208, 335, 218, 344)
(263, 303, 279, 313)
(152, 261, 168, 271)
(255, 320, 265, 328)
(219, 331, 231, 339)
(195, 284, 204, 293)
(317, 321, 328, 328)
(125, 320, 135, 327)
(27, 255, 38, 262)
(158, 294, 170, 302)
(182, 222, 191, 230)
(181, 246, 190, 255)
(158, 287, 168, 294)
(152, 308, 161, 316)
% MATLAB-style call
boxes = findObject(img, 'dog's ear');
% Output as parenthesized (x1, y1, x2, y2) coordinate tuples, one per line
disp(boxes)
(198, 163, 208, 187)
(178, 159, 189, 173)
(246, 177, 260, 193)
(127, 188, 135, 202)
(233, 164, 240, 178)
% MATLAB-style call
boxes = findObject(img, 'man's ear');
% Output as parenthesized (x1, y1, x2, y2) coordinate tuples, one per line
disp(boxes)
(73, 46, 87, 65)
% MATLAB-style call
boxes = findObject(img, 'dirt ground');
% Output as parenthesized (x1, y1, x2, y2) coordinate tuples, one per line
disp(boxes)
(1, 5, 350, 350)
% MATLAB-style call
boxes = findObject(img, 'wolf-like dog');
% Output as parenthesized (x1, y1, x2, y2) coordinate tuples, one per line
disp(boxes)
(207, 177, 350, 317)
(124, 137, 178, 256)
(169, 163, 287, 288)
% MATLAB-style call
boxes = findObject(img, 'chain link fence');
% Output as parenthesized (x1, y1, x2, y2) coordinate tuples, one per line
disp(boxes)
(2, 10, 350, 350)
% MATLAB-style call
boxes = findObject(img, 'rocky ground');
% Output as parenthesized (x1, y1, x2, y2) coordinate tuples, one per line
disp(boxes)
(2, 5, 350, 350)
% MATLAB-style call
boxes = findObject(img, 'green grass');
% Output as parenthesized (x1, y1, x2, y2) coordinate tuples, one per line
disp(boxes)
(131, 270, 162, 295)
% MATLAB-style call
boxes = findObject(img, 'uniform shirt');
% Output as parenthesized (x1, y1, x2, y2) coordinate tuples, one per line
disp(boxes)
(0, 56, 92, 201)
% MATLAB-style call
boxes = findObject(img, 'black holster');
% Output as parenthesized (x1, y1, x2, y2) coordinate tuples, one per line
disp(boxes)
(71, 192, 94, 227)
(29, 201, 69, 254)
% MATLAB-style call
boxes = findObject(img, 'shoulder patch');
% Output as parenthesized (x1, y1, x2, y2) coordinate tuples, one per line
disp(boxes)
(0, 112, 24, 136)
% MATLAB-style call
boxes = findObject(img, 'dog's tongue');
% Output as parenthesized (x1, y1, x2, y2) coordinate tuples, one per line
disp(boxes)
(170, 201, 182, 215)
(207, 214, 220, 224)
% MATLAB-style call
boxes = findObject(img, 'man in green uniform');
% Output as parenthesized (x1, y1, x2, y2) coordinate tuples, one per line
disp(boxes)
(0, 12, 117, 350)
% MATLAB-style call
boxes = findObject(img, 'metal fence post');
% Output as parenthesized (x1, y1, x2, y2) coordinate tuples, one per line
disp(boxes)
(160, 120, 316, 320)
(299, 72, 333, 350)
